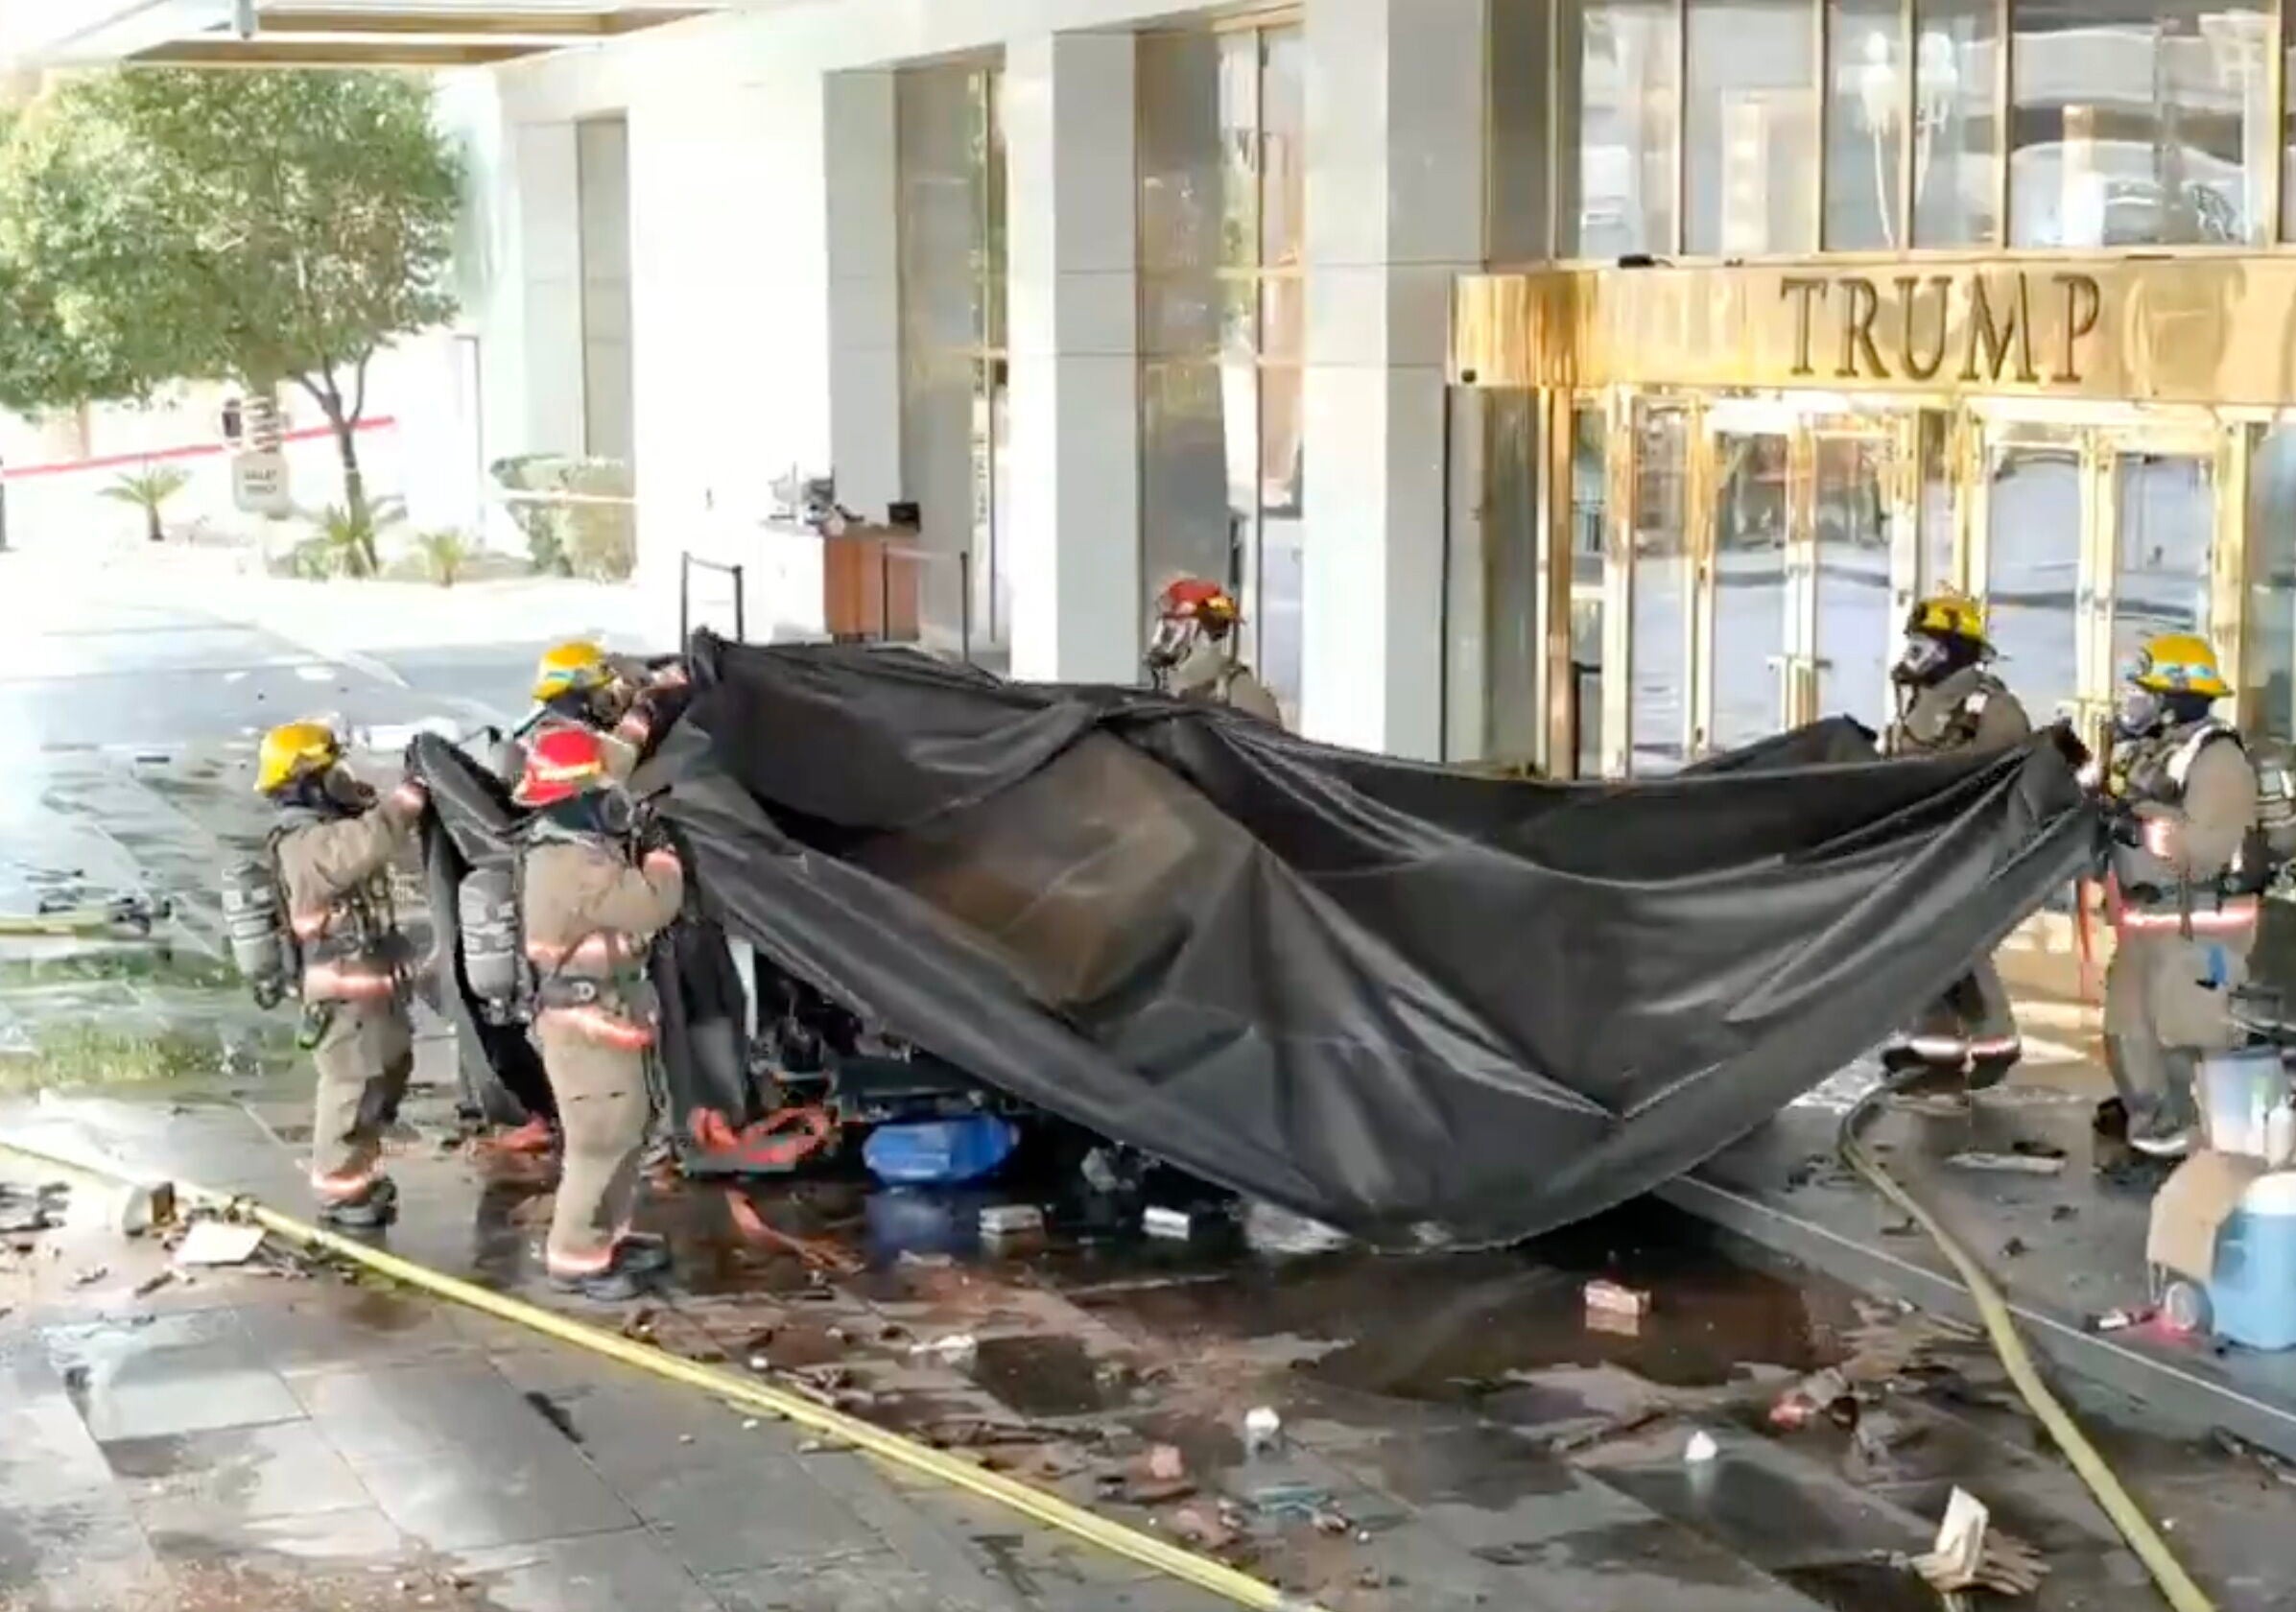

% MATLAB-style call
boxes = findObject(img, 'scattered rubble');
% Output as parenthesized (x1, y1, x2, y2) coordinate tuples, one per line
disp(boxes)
(1949, 1150, 2066, 1176)
(1243, 1406, 1282, 1456)
(175, 1220, 265, 1267)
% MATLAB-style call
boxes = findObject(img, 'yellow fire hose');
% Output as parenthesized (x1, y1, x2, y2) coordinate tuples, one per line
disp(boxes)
(0, 1134, 1326, 1612)
(1840, 1079, 2216, 1612)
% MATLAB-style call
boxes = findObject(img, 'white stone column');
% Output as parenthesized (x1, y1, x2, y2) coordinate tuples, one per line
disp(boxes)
(824, 70, 904, 518)
(509, 121, 587, 461)
(1300, 0, 1486, 758)
(1004, 33, 1143, 686)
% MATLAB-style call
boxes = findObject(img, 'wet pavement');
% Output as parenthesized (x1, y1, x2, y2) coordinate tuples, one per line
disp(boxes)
(10, 550, 2296, 1610)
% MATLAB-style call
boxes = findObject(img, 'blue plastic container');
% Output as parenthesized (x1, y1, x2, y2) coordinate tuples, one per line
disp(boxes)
(2212, 1173, 2296, 1352)
(863, 1116, 1019, 1186)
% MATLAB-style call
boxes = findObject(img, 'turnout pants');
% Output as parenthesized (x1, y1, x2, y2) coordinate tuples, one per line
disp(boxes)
(1889, 955, 2021, 1081)
(2105, 927, 2252, 1132)
(309, 998, 414, 1199)
(537, 1015, 650, 1272)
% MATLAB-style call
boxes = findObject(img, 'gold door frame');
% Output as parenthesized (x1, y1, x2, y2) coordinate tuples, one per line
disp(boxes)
(1553, 391, 2260, 775)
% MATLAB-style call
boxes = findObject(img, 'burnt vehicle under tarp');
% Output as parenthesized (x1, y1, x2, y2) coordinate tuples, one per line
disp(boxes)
(414, 634, 2098, 1249)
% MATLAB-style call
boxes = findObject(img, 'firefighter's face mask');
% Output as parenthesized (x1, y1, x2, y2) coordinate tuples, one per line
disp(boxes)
(1892, 633, 1953, 687)
(2115, 683, 2166, 739)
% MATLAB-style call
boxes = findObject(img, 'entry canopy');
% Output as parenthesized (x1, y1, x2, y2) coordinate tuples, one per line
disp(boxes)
(419, 636, 2099, 1247)
(0, 1, 720, 70)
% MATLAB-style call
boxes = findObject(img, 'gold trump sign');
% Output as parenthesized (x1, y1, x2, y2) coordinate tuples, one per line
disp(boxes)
(1451, 257, 2296, 406)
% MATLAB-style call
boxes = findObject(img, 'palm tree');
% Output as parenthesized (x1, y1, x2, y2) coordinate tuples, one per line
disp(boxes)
(101, 463, 193, 543)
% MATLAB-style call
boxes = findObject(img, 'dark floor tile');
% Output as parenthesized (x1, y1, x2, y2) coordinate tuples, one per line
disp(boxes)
(237, 1287, 477, 1375)
(142, 1503, 410, 1569)
(353, 1436, 634, 1553)
(0, 1488, 164, 1605)
(106, 1419, 371, 1530)
(629, 1454, 875, 1577)
(449, 1529, 721, 1612)
(39, 1309, 301, 1443)
(294, 1357, 556, 1463)
(703, 1552, 1003, 1612)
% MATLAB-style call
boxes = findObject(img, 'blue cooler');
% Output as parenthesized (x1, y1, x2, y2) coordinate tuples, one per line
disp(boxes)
(863, 1116, 1019, 1186)
(2212, 1173, 2296, 1352)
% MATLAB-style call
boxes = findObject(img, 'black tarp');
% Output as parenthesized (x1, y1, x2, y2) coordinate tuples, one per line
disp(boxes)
(414, 640, 2096, 1246)
(572, 635, 2091, 1247)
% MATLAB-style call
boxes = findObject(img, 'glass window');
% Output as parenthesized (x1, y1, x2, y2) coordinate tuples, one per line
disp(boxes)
(1826, 0, 1906, 249)
(1985, 445, 2081, 731)
(2110, 452, 2214, 679)
(2010, 0, 2270, 249)
(898, 63, 1006, 664)
(1912, 0, 2002, 246)
(1710, 432, 1791, 752)
(2246, 424, 2296, 740)
(1489, 0, 1554, 262)
(1557, 0, 1680, 256)
(1917, 411, 1957, 594)
(1685, 0, 1819, 256)
(1629, 405, 1691, 773)
(1138, 24, 1305, 726)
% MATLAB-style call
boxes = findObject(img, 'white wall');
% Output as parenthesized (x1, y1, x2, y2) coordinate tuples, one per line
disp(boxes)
(456, 0, 1489, 752)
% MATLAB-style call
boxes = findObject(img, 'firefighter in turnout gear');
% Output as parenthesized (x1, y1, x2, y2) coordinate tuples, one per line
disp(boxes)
(491, 641, 689, 789)
(1881, 595, 2032, 1093)
(1146, 579, 1285, 726)
(2103, 632, 2259, 1159)
(514, 725, 686, 1300)
(256, 722, 427, 1228)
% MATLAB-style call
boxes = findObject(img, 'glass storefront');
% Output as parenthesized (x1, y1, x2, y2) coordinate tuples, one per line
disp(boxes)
(1136, 22, 1307, 726)
(896, 61, 1008, 666)
(1456, 1, 2296, 773)
(1498, 0, 2295, 260)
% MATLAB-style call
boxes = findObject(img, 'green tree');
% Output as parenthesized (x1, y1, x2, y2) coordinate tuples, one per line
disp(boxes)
(0, 70, 462, 530)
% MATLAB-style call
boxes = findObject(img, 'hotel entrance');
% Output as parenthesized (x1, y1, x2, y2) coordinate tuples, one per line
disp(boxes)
(1454, 262, 2286, 779)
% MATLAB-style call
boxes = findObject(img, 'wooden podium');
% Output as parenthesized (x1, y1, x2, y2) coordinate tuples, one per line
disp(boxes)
(822, 524, 924, 642)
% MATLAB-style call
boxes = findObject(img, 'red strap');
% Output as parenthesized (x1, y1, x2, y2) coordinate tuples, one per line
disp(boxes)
(687, 1104, 838, 1171)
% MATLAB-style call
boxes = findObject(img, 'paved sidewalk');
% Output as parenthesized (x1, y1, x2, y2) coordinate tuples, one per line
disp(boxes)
(0, 1173, 1232, 1612)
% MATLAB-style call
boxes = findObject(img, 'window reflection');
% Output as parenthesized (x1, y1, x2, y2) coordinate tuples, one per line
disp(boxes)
(1710, 433, 1791, 753)
(1137, 25, 1304, 726)
(1813, 437, 1896, 735)
(1913, 0, 2002, 245)
(1825, 0, 1906, 249)
(1629, 406, 1691, 774)
(2009, 0, 2270, 248)
(898, 64, 1006, 661)
(1558, 0, 1680, 256)
(1488, 0, 1553, 262)
(2111, 453, 2214, 681)
(1685, 0, 1818, 257)
(2246, 425, 2296, 740)
(1985, 446, 2082, 731)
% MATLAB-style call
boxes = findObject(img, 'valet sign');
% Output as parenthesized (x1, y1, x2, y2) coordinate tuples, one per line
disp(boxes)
(232, 449, 289, 515)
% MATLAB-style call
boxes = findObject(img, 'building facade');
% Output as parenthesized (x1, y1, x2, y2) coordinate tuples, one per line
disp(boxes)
(20, 0, 2296, 772)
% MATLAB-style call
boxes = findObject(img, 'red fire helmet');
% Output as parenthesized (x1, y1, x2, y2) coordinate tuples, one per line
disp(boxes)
(514, 724, 609, 808)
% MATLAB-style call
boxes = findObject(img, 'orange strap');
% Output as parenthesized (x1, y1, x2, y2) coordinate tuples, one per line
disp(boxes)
(688, 1104, 838, 1172)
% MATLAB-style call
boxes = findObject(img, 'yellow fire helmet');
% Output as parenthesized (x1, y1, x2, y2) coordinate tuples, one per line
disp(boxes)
(2129, 631, 2231, 699)
(1905, 593, 1988, 647)
(254, 721, 343, 795)
(533, 639, 610, 702)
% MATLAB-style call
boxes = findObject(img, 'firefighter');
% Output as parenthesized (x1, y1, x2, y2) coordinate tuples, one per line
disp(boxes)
(2102, 632, 2260, 1159)
(513, 725, 686, 1300)
(256, 722, 426, 1228)
(1145, 579, 1285, 725)
(1881, 596, 2032, 1093)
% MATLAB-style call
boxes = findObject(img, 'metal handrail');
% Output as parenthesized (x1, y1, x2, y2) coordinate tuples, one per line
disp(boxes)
(679, 553, 746, 646)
